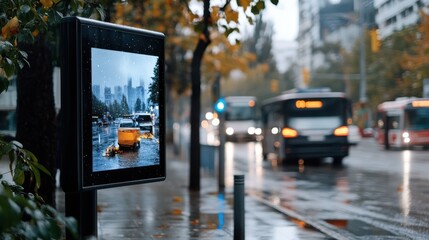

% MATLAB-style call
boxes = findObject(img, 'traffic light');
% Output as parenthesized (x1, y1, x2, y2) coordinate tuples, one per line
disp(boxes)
(214, 97, 226, 113)
(301, 68, 310, 86)
(370, 29, 381, 53)
(270, 79, 279, 93)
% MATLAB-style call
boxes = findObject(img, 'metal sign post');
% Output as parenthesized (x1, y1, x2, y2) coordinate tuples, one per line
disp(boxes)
(215, 98, 226, 191)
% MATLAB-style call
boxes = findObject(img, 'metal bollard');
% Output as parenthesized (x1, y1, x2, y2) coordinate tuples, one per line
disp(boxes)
(234, 174, 245, 240)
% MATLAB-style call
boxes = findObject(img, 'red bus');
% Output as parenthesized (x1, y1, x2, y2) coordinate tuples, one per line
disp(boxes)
(376, 97, 429, 149)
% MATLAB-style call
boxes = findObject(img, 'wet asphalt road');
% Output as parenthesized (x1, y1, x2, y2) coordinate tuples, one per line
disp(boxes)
(226, 138, 429, 239)
(92, 124, 159, 172)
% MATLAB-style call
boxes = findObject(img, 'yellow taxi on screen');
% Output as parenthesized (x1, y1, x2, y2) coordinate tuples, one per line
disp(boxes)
(117, 118, 140, 149)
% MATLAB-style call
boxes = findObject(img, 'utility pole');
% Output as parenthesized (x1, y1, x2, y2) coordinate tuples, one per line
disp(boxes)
(359, 0, 367, 103)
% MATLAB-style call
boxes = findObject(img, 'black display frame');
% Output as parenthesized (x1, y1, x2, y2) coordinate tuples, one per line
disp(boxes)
(60, 17, 165, 191)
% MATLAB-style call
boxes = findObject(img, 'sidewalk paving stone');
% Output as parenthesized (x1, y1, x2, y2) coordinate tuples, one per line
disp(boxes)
(53, 145, 331, 239)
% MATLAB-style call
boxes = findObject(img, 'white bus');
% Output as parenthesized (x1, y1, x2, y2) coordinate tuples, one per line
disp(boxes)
(224, 96, 262, 142)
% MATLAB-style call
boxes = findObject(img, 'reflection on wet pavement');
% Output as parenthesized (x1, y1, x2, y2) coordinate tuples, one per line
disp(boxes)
(90, 156, 330, 240)
(325, 219, 393, 237)
(233, 140, 429, 239)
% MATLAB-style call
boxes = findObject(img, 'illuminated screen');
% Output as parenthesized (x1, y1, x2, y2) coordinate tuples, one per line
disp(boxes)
(60, 17, 165, 191)
(295, 100, 323, 109)
(412, 100, 429, 108)
(91, 48, 160, 172)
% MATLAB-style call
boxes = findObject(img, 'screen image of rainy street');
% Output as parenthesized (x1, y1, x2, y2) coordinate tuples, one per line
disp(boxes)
(91, 47, 160, 172)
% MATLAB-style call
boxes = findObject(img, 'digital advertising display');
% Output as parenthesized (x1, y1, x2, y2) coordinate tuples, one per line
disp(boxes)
(61, 17, 165, 191)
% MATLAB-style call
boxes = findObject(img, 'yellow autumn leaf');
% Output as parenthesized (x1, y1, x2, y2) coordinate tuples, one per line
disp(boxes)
(172, 196, 183, 202)
(1, 17, 19, 40)
(40, 0, 53, 9)
(225, 6, 239, 23)
(259, 63, 270, 73)
(211, 7, 220, 23)
(171, 208, 182, 215)
(190, 219, 200, 225)
(238, 0, 251, 12)
(32, 29, 39, 37)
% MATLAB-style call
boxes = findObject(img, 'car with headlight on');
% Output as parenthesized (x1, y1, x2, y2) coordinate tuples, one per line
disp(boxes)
(348, 125, 361, 146)
(117, 119, 140, 149)
(134, 112, 154, 135)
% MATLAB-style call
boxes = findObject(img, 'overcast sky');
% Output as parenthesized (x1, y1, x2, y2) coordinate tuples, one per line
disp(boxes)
(92, 48, 158, 95)
(238, 0, 299, 72)
(265, 0, 299, 72)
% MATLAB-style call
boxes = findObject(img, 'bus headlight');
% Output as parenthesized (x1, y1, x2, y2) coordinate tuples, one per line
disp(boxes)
(402, 132, 410, 143)
(212, 118, 220, 126)
(248, 127, 255, 135)
(226, 127, 234, 136)
(271, 127, 279, 135)
(255, 128, 262, 135)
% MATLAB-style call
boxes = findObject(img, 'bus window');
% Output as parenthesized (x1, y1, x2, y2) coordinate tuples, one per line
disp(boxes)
(288, 116, 341, 131)
(388, 116, 400, 129)
(405, 108, 429, 130)
(225, 105, 255, 121)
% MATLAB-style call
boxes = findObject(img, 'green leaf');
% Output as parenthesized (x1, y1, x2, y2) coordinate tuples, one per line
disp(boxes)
(96, 6, 106, 21)
(25, 150, 38, 164)
(32, 161, 51, 177)
(19, 5, 31, 14)
(13, 168, 25, 186)
(251, 0, 265, 15)
(0, 78, 9, 94)
(225, 27, 240, 37)
(193, 21, 205, 34)
(29, 164, 41, 189)
(0, 139, 13, 155)
(0, 41, 14, 53)
(246, 16, 254, 25)
(0, 193, 22, 230)
(19, 50, 28, 59)
(82, 7, 93, 17)
(17, 59, 24, 69)
(3, 58, 15, 77)
(8, 150, 15, 174)
(270, 0, 279, 5)
(64, 217, 79, 239)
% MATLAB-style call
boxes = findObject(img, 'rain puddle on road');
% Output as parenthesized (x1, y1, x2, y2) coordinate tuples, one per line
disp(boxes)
(325, 219, 395, 237)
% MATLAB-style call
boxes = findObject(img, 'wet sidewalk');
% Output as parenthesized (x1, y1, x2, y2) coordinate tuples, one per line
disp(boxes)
(57, 145, 330, 240)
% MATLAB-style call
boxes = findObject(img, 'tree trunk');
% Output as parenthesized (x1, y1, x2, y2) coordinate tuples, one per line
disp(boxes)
(189, 0, 211, 191)
(16, 37, 57, 206)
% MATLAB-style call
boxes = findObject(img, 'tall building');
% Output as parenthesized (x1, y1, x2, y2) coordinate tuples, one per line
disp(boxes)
(104, 87, 112, 106)
(114, 86, 122, 104)
(93, 85, 101, 100)
(135, 85, 145, 112)
(375, 0, 429, 39)
(297, 0, 375, 87)
(297, 0, 327, 87)
(127, 78, 136, 113)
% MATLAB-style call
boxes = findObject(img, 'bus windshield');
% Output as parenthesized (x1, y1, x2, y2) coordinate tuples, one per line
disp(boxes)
(289, 116, 341, 130)
(405, 108, 429, 130)
(284, 98, 346, 130)
(225, 105, 255, 121)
